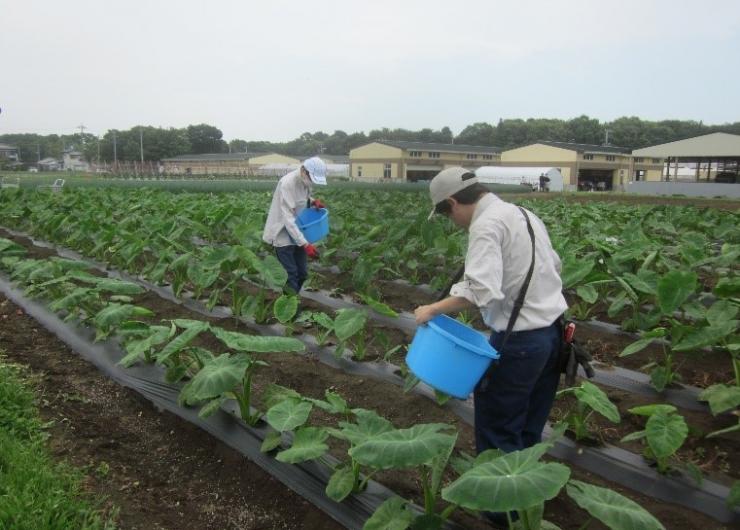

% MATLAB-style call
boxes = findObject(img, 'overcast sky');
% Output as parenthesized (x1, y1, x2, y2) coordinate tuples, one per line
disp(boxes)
(2, 0, 739, 141)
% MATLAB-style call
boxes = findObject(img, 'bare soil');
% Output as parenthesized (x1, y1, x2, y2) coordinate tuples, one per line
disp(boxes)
(0, 296, 344, 530)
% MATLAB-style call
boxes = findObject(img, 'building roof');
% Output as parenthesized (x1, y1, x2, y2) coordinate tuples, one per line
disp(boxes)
(535, 141, 631, 155)
(320, 154, 350, 164)
(161, 152, 268, 162)
(0, 143, 18, 150)
(632, 132, 740, 158)
(375, 140, 501, 154)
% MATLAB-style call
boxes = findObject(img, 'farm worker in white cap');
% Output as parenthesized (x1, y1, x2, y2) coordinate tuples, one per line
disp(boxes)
(414, 167, 567, 452)
(263, 156, 327, 293)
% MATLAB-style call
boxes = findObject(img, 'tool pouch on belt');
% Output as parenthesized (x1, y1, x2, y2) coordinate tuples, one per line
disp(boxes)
(557, 315, 596, 387)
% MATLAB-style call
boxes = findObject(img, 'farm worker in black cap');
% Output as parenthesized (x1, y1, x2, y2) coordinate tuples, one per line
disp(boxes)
(414, 167, 567, 455)
(263, 156, 327, 293)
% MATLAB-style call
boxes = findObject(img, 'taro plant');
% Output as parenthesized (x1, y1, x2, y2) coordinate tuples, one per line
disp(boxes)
(177, 326, 305, 425)
(273, 293, 299, 335)
(324, 406, 395, 502)
(621, 404, 689, 475)
(334, 307, 370, 360)
(352, 422, 458, 527)
(117, 321, 177, 367)
(556, 381, 620, 442)
(441, 431, 570, 530)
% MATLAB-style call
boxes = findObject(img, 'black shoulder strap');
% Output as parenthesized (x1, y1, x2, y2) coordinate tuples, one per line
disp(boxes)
(500, 206, 536, 349)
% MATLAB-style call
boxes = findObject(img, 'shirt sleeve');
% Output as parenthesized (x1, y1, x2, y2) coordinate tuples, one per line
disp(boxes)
(449, 220, 505, 307)
(280, 179, 308, 246)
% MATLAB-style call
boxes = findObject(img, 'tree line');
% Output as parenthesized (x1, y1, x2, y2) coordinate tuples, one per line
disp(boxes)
(2, 117, 739, 165)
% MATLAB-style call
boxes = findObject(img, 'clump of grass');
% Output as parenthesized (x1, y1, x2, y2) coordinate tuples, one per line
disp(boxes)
(0, 355, 117, 530)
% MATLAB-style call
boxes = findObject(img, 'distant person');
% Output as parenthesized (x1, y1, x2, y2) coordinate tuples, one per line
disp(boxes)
(262, 157, 327, 294)
(539, 173, 550, 192)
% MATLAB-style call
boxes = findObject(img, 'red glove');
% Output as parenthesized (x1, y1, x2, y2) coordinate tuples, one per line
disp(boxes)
(304, 243, 319, 259)
(311, 198, 325, 209)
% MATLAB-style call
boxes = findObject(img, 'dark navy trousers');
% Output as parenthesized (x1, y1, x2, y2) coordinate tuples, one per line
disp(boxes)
(275, 245, 308, 294)
(474, 322, 561, 454)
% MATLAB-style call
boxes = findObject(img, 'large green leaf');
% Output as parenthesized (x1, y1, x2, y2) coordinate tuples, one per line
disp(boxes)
(706, 300, 739, 326)
(275, 426, 329, 463)
(362, 497, 415, 530)
(329, 409, 395, 446)
(566, 480, 665, 530)
(574, 382, 620, 423)
(576, 284, 598, 304)
(619, 328, 665, 357)
(256, 254, 288, 289)
(672, 321, 738, 351)
(714, 277, 740, 298)
(699, 384, 740, 416)
(349, 423, 456, 470)
(334, 308, 368, 341)
(210, 326, 304, 353)
(656, 270, 697, 315)
(645, 411, 688, 460)
(179, 353, 250, 405)
(326, 465, 356, 503)
(441, 449, 570, 512)
(265, 398, 313, 432)
(359, 294, 399, 318)
(157, 321, 210, 364)
(93, 303, 154, 332)
(622, 272, 656, 296)
(561, 259, 594, 289)
(273, 294, 299, 324)
(728, 481, 740, 509)
(95, 279, 145, 295)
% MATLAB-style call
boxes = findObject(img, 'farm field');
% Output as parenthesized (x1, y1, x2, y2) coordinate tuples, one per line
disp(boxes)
(0, 184, 738, 529)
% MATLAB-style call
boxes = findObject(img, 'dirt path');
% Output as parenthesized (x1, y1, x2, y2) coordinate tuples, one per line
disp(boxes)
(0, 296, 343, 530)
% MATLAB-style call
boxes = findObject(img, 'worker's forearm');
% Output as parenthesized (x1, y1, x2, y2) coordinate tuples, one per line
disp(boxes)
(414, 296, 476, 324)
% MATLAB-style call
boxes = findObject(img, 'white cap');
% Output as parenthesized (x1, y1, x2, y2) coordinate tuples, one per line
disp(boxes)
(427, 167, 478, 219)
(302, 156, 327, 185)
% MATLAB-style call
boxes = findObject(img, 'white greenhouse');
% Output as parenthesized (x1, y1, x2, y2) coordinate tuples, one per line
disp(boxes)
(475, 166, 564, 191)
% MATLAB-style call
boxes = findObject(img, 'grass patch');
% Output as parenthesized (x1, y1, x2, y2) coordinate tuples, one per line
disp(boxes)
(0, 355, 116, 530)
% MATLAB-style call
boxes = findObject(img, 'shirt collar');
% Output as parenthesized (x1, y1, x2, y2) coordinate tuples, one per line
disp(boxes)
(471, 193, 499, 225)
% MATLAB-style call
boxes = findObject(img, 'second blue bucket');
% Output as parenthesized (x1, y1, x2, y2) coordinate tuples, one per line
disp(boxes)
(297, 208, 329, 243)
(406, 315, 499, 399)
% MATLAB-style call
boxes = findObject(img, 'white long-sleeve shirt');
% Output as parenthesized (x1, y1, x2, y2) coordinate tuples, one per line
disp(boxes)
(449, 193, 567, 332)
(262, 169, 312, 247)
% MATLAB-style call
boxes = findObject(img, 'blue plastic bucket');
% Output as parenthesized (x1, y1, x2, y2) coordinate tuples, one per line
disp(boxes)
(406, 315, 499, 399)
(297, 208, 329, 243)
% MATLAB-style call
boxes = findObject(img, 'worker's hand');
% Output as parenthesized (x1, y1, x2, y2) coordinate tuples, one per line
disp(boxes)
(311, 198, 325, 209)
(303, 243, 319, 259)
(414, 304, 438, 325)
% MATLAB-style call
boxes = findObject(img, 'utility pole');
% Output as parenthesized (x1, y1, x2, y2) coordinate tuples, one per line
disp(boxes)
(77, 124, 86, 135)
(36, 144, 41, 163)
(139, 128, 144, 163)
(112, 131, 117, 164)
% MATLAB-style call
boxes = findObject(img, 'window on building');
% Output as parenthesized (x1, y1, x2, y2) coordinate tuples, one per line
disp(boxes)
(583, 154, 594, 160)
(483, 154, 493, 160)
(652, 158, 662, 164)
(357, 166, 362, 177)
(428, 152, 440, 158)
(383, 164, 391, 179)
(605, 155, 616, 162)
(634, 157, 644, 163)
(466, 154, 478, 160)
(409, 151, 422, 157)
